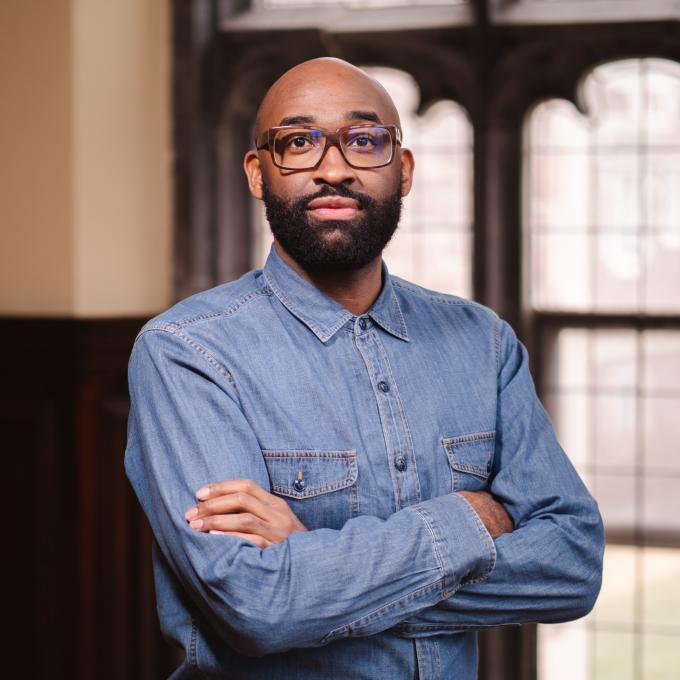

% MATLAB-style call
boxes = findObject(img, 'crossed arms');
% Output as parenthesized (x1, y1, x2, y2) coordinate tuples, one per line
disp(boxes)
(184, 480, 512, 545)
(124, 320, 604, 657)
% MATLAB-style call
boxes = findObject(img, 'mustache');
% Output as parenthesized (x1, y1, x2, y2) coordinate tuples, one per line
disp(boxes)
(296, 184, 375, 211)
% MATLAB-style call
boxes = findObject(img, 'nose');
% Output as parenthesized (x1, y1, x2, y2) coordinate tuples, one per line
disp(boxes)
(311, 143, 357, 186)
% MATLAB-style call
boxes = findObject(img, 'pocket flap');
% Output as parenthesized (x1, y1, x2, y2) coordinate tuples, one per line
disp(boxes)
(262, 449, 358, 499)
(442, 431, 495, 479)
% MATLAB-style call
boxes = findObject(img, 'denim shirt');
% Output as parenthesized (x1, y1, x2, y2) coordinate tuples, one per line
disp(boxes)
(125, 246, 604, 680)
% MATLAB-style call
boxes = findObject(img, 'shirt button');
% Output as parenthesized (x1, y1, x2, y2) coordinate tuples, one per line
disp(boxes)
(378, 381, 390, 393)
(394, 456, 407, 472)
(359, 318, 367, 330)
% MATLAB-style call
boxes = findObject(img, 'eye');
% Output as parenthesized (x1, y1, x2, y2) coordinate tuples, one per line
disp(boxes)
(345, 127, 388, 153)
(283, 134, 314, 150)
(289, 135, 312, 148)
(347, 133, 377, 148)
(276, 130, 323, 156)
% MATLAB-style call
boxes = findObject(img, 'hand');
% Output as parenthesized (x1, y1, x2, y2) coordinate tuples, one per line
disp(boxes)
(185, 479, 308, 548)
(458, 491, 514, 539)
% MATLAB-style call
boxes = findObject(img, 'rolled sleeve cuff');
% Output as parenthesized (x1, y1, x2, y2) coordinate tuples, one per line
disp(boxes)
(410, 493, 496, 598)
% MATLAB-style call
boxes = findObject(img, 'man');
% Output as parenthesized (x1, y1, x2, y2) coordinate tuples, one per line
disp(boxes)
(125, 58, 604, 679)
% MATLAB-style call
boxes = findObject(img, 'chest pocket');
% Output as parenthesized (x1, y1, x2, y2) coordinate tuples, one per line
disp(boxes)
(262, 449, 359, 531)
(442, 431, 495, 492)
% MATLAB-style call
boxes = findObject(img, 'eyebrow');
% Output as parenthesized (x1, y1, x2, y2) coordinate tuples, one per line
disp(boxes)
(276, 110, 384, 127)
(346, 110, 382, 124)
(278, 115, 316, 127)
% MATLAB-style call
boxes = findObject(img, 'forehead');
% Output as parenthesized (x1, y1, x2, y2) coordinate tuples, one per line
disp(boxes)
(258, 71, 399, 130)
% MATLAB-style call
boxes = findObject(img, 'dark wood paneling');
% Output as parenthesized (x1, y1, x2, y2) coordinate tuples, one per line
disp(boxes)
(0, 318, 176, 680)
(3, 397, 66, 678)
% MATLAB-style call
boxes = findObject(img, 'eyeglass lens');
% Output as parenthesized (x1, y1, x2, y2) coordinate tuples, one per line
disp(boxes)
(272, 127, 393, 169)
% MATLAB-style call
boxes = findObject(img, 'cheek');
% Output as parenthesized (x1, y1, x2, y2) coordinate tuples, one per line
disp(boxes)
(361, 167, 402, 199)
(374, 166, 402, 199)
(262, 169, 312, 201)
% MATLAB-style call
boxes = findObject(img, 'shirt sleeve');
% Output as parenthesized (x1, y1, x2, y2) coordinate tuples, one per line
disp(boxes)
(391, 318, 605, 637)
(124, 326, 496, 657)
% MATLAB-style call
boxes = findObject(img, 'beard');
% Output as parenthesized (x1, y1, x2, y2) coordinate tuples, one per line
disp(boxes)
(262, 180, 402, 273)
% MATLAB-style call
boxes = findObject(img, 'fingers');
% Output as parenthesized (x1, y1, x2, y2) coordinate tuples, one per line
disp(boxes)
(186, 490, 272, 524)
(196, 479, 277, 506)
(185, 478, 309, 545)
(189, 511, 268, 538)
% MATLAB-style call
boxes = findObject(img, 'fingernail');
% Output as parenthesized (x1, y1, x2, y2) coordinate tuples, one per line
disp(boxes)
(196, 486, 210, 500)
(185, 507, 198, 520)
(209, 530, 226, 535)
(189, 519, 203, 529)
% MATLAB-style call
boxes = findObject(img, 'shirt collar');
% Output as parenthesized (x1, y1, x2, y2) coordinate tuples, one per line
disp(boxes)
(263, 245, 410, 344)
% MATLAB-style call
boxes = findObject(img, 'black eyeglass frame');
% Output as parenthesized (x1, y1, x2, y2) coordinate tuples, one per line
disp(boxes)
(254, 124, 403, 170)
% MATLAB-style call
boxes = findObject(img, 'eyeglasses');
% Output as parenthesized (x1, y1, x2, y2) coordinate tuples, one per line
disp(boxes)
(255, 124, 402, 170)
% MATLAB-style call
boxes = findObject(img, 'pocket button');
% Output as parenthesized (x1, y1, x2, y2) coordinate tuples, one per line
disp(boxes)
(394, 456, 407, 472)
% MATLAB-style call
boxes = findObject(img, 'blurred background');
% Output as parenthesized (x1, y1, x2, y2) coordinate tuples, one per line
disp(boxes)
(1, 1, 678, 678)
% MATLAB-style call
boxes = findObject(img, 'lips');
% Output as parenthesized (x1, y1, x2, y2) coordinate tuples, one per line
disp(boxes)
(306, 196, 360, 221)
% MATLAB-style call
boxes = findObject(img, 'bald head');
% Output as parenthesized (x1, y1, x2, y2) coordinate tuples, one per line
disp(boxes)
(255, 58, 401, 136)
(242, 57, 416, 276)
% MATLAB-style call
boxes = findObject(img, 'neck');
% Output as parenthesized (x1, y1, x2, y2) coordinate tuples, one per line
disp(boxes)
(274, 241, 383, 315)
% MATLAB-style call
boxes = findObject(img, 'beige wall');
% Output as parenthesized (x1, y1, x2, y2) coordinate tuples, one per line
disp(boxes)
(0, 0, 74, 315)
(0, 0, 171, 317)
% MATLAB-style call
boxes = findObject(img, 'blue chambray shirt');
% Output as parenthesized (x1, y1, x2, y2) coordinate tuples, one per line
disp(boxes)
(125, 245, 604, 680)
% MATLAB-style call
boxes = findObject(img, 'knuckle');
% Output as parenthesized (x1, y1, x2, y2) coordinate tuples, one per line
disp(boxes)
(213, 517, 230, 532)
(240, 513, 257, 531)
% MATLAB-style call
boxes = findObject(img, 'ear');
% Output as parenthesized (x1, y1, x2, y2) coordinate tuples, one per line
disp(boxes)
(243, 150, 264, 200)
(399, 148, 415, 197)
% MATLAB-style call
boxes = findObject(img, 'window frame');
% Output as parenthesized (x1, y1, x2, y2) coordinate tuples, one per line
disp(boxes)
(525, 54, 680, 680)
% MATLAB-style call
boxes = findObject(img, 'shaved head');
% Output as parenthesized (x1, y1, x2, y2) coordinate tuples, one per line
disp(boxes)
(243, 57, 415, 275)
(255, 58, 401, 135)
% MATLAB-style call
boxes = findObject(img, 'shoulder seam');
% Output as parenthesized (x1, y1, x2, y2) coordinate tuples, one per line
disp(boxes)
(143, 286, 272, 332)
(135, 326, 236, 385)
(175, 287, 273, 329)
(391, 280, 496, 314)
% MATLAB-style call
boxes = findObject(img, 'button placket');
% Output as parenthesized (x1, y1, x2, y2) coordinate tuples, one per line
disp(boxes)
(353, 328, 420, 510)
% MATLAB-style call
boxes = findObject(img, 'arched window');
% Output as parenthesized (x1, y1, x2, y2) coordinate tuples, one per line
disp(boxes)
(526, 58, 680, 679)
(252, 65, 474, 297)
(527, 59, 680, 312)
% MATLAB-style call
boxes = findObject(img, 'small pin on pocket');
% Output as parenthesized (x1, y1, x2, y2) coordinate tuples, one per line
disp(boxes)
(293, 470, 306, 492)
